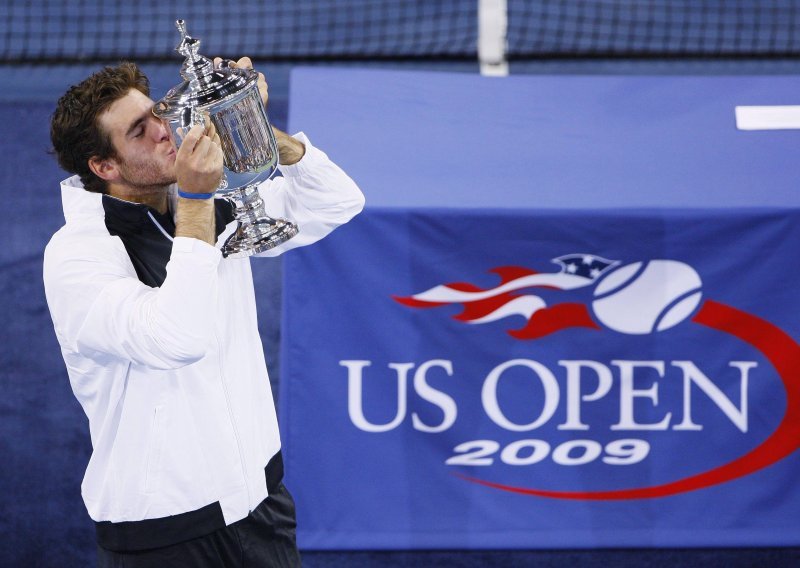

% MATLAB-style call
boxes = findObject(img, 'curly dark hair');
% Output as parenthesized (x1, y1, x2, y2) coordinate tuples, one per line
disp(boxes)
(50, 62, 150, 193)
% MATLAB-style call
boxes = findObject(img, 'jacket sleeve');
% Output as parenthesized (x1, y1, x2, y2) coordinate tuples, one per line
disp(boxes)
(43, 235, 222, 370)
(253, 132, 365, 257)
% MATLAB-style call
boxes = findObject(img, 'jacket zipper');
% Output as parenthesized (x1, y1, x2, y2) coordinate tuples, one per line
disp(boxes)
(147, 211, 174, 242)
(150, 211, 252, 505)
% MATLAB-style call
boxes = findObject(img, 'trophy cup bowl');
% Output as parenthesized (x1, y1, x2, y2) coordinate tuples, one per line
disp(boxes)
(153, 20, 298, 258)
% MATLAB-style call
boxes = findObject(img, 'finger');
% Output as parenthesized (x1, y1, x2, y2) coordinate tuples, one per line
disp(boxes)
(213, 57, 222, 68)
(193, 135, 211, 157)
(256, 72, 268, 105)
(203, 135, 219, 160)
(236, 56, 253, 70)
(177, 124, 204, 155)
(203, 142, 224, 176)
(211, 143, 224, 166)
(203, 116, 216, 139)
(199, 134, 221, 160)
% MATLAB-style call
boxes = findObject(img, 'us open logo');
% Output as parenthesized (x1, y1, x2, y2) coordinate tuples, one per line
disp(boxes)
(340, 254, 800, 500)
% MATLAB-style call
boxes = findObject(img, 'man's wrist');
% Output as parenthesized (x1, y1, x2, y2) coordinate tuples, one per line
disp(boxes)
(274, 127, 306, 165)
(178, 189, 216, 200)
(175, 197, 216, 246)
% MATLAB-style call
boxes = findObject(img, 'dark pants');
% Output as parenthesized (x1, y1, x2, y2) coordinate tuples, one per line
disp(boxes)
(97, 483, 301, 567)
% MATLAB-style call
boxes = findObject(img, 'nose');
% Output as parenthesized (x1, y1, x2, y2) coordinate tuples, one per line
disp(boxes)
(152, 116, 171, 143)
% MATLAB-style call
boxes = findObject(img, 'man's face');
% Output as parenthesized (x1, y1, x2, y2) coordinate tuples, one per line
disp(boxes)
(99, 88, 178, 190)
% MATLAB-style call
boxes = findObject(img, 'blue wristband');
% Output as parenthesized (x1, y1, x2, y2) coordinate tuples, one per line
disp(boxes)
(177, 190, 215, 200)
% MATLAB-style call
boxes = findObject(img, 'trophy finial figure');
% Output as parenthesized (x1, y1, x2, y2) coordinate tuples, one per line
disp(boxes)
(174, 20, 211, 84)
(175, 19, 200, 59)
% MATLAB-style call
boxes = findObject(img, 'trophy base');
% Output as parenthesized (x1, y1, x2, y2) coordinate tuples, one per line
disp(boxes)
(222, 217, 299, 258)
(220, 183, 299, 258)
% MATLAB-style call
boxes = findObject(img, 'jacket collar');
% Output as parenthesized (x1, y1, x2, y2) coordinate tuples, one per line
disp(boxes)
(60, 175, 178, 224)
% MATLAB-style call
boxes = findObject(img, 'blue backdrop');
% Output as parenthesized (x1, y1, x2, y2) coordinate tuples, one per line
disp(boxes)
(3, 61, 800, 565)
(280, 69, 800, 550)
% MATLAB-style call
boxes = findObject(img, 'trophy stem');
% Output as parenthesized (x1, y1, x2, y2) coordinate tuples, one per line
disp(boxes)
(222, 183, 299, 258)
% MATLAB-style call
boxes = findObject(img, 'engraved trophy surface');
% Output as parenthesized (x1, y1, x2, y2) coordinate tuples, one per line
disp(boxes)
(153, 20, 298, 258)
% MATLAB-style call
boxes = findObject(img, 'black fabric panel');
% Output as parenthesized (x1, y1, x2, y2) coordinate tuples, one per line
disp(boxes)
(102, 196, 236, 287)
(95, 501, 226, 553)
(96, 481, 300, 567)
(93, 451, 284, 553)
(265, 450, 285, 493)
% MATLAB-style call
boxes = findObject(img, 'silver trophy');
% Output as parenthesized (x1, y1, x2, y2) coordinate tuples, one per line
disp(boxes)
(153, 20, 298, 258)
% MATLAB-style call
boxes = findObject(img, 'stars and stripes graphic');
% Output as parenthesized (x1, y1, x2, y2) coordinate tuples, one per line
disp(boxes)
(393, 254, 619, 339)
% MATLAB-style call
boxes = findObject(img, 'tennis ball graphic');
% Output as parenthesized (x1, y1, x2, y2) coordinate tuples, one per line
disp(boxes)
(592, 260, 703, 334)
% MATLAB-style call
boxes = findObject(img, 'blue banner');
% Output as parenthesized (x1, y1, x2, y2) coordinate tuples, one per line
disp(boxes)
(280, 207, 800, 549)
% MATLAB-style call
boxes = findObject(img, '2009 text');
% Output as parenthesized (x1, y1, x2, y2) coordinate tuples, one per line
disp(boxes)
(445, 438, 650, 467)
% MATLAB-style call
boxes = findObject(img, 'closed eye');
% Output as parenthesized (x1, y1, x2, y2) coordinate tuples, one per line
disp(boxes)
(126, 116, 147, 139)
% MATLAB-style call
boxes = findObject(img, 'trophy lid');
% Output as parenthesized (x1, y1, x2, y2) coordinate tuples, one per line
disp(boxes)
(153, 20, 258, 123)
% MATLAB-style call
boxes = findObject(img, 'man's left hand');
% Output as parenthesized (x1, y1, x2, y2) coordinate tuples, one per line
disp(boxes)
(213, 56, 306, 165)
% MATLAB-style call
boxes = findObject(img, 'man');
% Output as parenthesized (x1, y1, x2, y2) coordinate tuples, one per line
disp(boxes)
(43, 59, 364, 566)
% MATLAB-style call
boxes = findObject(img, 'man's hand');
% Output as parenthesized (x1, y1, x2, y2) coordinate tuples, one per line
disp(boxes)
(214, 56, 267, 106)
(213, 56, 306, 165)
(175, 121, 222, 246)
(175, 121, 223, 195)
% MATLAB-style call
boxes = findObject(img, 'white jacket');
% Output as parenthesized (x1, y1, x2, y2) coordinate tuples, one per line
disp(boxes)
(43, 133, 364, 550)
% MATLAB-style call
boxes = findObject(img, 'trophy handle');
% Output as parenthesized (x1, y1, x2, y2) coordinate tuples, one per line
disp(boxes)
(222, 183, 299, 258)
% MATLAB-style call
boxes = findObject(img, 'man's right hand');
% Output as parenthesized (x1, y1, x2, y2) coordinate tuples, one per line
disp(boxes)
(175, 122, 224, 195)
(175, 122, 223, 246)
